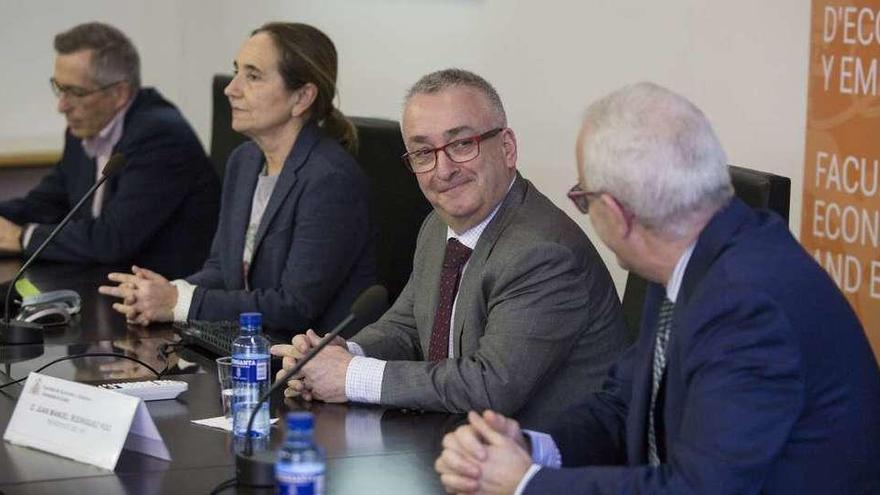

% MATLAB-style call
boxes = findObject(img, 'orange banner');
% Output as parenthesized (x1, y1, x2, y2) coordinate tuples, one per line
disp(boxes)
(802, 0, 880, 360)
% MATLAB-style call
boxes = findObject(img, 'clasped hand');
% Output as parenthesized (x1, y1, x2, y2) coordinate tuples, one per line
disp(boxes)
(269, 329, 352, 403)
(435, 410, 533, 495)
(98, 265, 177, 325)
(0, 216, 23, 253)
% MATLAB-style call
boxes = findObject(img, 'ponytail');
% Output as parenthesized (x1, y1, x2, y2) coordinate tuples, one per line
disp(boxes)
(321, 107, 358, 155)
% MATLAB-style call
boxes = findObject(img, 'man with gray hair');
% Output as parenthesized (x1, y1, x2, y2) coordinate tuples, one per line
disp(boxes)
(435, 82, 880, 494)
(271, 68, 629, 433)
(0, 22, 218, 278)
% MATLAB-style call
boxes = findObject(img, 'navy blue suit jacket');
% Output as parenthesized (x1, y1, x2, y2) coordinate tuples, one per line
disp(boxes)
(184, 123, 376, 335)
(0, 88, 220, 279)
(529, 199, 880, 494)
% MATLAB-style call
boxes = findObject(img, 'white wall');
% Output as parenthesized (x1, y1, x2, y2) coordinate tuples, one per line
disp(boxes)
(0, 0, 811, 294)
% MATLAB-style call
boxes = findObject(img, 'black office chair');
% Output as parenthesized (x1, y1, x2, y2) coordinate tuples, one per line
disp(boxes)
(209, 74, 432, 304)
(349, 117, 433, 302)
(619, 165, 792, 341)
(209, 75, 246, 179)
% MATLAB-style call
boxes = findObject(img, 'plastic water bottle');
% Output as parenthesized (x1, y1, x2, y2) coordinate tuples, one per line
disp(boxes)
(231, 312, 270, 437)
(276, 412, 325, 494)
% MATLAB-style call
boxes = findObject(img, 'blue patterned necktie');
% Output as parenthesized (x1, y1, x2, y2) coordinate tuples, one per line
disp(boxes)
(647, 297, 674, 466)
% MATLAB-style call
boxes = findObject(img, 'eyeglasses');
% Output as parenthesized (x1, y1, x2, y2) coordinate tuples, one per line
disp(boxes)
(50, 77, 123, 99)
(402, 127, 505, 174)
(567, 183, 603, 214)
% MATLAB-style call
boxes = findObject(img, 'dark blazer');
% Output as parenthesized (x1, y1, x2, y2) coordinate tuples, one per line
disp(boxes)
(352, 174, 629, 432)
(185, 123, 376, 335)
(529, 199, 880, 495)
(0, 88, 220, 279)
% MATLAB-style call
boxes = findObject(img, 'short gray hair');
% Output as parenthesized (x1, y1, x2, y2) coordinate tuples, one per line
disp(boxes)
(580, 82, 733, 238)
(54, 22, 141, 91)
(405, 68, 507, 126)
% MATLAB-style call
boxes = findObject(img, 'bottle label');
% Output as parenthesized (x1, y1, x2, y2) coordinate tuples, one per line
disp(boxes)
(231, 357, 268, 383)
(277, 471, 324, 495)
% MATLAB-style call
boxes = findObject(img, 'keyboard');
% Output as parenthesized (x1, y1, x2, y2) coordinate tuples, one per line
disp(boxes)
(174, 320, 288, 357)
(174, 320, 240, 356)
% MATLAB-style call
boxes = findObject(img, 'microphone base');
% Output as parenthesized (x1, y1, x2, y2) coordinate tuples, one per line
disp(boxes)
(0, 320, 43, 345)
(0, 343, 44, 364)
(235, 448, 276, 488)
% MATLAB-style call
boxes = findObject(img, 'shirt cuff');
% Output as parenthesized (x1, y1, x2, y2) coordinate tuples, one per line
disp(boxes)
(21, 224, 37, 249)
(513, 465, 543, 495)
(523, 429, 562, 467)
(169, 279, 196, 323)
(347, 341, 366, 357)
(345, 355, 386, 403)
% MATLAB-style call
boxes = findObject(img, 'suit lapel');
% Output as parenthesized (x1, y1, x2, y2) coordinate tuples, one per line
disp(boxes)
(251, 124, 321, 259)
(452, 174, 528, 355)
(72, 153, 97, 220)
(419, 217, 448, 354)
(679, 199, 750, 304)
(228, 147, 262, 289)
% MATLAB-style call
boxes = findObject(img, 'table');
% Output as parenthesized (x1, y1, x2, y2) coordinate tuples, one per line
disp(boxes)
(0, 260, 455, 494)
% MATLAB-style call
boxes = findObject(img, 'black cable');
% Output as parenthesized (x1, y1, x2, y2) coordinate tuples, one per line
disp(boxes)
(0, 352, 163, 391)
(209, 477, 238, 494)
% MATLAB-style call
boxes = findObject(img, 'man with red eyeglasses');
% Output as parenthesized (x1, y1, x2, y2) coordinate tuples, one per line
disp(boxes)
(270, 68, 629, 434)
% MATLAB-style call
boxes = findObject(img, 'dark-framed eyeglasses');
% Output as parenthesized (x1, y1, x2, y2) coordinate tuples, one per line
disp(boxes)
(567, 183, 603, 214)
(401, 127, 505, 174)
(50, 77, 123, 99)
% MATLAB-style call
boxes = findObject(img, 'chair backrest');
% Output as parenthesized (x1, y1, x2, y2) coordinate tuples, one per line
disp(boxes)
(209, 74, 432, 303)
(349, 116, 433, 302)
(619, 165, 792, 340)
(210, 75, 247, 178)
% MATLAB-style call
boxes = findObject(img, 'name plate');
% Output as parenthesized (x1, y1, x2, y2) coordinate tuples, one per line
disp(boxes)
(3, 373, 171, 470)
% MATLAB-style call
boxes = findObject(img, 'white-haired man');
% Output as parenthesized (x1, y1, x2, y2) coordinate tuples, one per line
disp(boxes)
(435, 82, 880, 495)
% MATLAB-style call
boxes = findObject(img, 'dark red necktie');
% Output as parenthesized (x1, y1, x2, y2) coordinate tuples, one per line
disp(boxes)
(427, 238, 473, 360)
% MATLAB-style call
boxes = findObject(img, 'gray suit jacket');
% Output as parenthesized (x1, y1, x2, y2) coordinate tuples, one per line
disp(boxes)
(351, 174, 629, 432)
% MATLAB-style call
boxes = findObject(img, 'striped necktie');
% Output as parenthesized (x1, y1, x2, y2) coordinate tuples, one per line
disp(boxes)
(647, 297, 674, 466)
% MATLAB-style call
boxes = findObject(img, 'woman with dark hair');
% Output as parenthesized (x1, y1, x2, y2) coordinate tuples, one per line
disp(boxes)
(100, 23, 375, 335)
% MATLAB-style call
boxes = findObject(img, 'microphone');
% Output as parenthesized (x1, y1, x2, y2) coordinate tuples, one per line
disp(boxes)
(1, 153, 127, 345)
(234, 285, 389, 488)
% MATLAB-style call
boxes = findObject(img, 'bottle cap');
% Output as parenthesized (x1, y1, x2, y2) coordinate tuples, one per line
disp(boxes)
(286, 411, 314, 432)
(239, 312, 262, 331)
